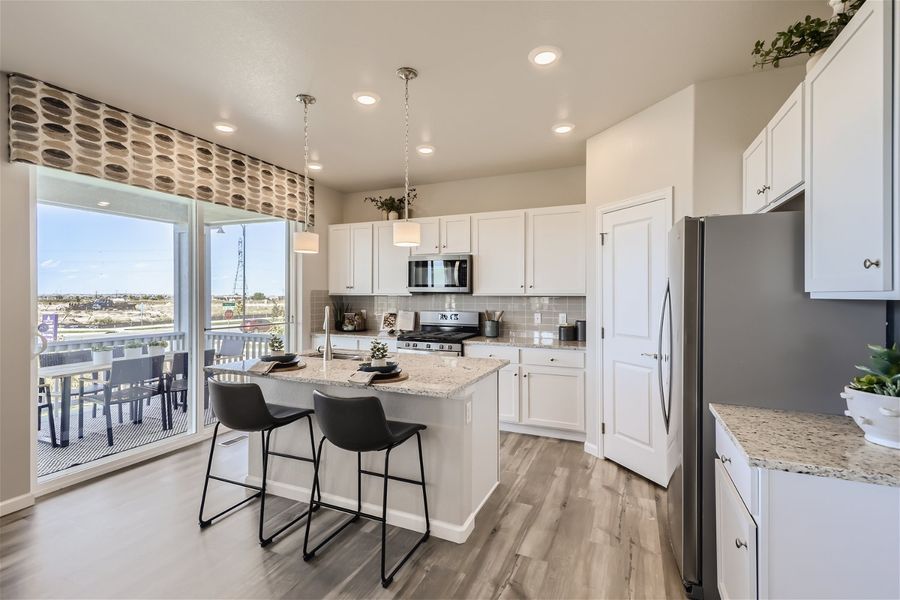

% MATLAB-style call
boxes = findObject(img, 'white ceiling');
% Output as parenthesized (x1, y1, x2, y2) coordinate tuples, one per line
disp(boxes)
(1, 1, 827, 193)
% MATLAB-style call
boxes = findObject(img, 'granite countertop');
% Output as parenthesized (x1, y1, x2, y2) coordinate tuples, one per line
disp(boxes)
(465, 335, 587, 351)
(206, 353, 507, 399)
(710, 403, 900, 487)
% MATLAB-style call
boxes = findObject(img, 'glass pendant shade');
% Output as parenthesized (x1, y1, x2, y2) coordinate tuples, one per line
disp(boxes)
(393, 220, 421, 247)
(293, 229, 319, 254)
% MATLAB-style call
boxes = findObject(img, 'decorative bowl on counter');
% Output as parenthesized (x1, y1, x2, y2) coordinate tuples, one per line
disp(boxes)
(358, 361, 398, 374)
(841, 387, 900, 449)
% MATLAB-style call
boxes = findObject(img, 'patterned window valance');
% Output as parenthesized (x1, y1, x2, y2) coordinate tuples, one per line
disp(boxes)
(7, 73, 312, 224)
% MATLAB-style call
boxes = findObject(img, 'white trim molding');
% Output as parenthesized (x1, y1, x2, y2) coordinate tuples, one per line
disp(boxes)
(0, 493, 34, 517)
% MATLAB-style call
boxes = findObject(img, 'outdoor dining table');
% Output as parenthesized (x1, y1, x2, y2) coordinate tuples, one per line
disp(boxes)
(38, 353, 174, 447)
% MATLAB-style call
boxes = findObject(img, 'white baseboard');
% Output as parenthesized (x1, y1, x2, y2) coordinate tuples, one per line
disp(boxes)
(583, 442, 601, 458)
(0, 493, 34, 517)
(499, 422, 586, 443)
(245, 476, 496, 544)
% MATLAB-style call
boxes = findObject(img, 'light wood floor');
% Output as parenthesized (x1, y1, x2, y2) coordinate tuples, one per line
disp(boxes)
(0, 432, 685, 599)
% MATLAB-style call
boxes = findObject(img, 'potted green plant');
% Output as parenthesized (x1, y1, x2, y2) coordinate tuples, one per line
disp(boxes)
(841, 344, 900, 449)
(268, 333, 285, 356)
(369, 339, 389, 368)
(752, 0, 864, 72)
(124, 340, 144, 359)
(364, 188, 417, 220)
(91, 344, 113, 365)
(148, 340, 168, 356)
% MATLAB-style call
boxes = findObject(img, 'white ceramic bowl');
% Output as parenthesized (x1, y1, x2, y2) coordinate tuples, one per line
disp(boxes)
(842, 387, 900, 449)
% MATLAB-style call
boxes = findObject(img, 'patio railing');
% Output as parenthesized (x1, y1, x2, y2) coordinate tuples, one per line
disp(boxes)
(44, 330, 272, 360)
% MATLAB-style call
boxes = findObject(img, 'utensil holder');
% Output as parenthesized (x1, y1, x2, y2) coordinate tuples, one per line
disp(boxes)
(483, 320, 500, 338)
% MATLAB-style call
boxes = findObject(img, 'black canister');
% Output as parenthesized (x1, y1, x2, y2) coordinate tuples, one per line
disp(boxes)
(559, 324, 577, 341)
(576, 320, 587, 342)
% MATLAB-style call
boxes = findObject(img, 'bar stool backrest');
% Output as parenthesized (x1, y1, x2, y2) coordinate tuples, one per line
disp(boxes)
(208, 379, 276, 432)
(313, 391, 394, 453)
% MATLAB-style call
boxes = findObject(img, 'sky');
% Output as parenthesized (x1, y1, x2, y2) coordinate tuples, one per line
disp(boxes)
(37, 204, 286, 296)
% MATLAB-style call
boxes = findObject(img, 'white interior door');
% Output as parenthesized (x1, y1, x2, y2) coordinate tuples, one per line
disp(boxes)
(601, 194, 670, 486)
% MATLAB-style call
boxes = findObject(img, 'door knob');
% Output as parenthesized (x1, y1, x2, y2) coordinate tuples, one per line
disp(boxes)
(864, 258, 881, 269)
(641, 352, 660, 359)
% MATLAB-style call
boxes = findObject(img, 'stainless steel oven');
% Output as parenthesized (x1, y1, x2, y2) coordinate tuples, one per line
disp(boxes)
(407, 254, 472, 293)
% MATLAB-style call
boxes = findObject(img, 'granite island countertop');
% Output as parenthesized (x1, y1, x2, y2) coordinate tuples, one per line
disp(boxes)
(207, 353, 507, 399)
(710, 403, 900, 487)
(465, 335, 586, 351)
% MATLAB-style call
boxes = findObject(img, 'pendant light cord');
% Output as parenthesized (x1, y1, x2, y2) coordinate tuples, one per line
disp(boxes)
(303, 98, 311, 232)
(403, 75, 410, 221)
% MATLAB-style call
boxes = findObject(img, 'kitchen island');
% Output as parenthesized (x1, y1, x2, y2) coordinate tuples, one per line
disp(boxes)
(206, 353, 506, 543)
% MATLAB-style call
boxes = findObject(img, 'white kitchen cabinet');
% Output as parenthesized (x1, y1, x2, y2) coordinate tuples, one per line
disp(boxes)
(805, 0, 897, 298)
(742, 130, 769, 214)
(411, 216, 471, 255)
(766, 84, 804, 204)
(520, 365, 585, 432)
(715, 460, 758, 600)
(328, 223, 372, 295)
(373, 222, 410, 295)
(526, 205, 586, 295)
(440, 215, 471, 254)
(497, 365, 520, 423)
(472, 211, 526, 294)
(411, 218, 441, 256)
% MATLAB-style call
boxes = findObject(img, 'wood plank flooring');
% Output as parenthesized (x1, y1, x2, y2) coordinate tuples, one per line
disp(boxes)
(0, 432, 685, 599)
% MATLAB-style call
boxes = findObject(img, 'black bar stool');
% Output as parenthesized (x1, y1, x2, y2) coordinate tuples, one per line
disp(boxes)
(303, 390, 430, 588)
(199, 378, 320, 547)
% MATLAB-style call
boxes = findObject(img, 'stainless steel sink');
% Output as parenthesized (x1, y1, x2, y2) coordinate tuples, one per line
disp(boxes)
(309, 348, 363, 361)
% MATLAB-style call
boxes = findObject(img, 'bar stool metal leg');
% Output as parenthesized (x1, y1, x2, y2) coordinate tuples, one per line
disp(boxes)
(198, 422, 263, 528)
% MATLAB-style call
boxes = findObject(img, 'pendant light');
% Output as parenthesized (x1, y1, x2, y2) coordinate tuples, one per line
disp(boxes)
(393, 67, 421, 247)
(293, 93, 319, 253)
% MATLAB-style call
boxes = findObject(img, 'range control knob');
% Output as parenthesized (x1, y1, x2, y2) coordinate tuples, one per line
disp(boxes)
(412, 343, 418, 348)
(426, 344, 432, 349)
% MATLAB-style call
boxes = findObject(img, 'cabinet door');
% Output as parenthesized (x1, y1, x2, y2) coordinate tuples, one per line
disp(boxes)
(498, 365, 520, 423)
(526, 206, 586, 295)
(328, 225, 351, 294)
(805, 0, 893, 294)
(411, 218, 441, 256)
(472, 211, 526, 295)
(715, 460, 758, 600)
(520, 365, 584, 432)
(373, 222, 410, 295)
(766, 84, 804, 205)
(742, 130, 768, 214)
(440, 215, 471, 254)
(349, 224, 373, 294)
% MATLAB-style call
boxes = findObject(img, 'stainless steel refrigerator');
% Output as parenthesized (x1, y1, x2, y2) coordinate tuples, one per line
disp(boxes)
(664, 212, 887, 599)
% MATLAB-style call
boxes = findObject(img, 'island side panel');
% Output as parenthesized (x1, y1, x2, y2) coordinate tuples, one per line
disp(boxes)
(469, 373, 499, 514)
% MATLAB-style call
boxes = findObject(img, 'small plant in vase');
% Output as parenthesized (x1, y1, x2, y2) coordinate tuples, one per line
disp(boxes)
(124, 340, 144, 358)
(91, 344, 113, 365)
(148, 340, 167, 356)
(268, 334, 285, 356)
(841, 344, 900, 449)
(369, 339, 389, 368)
(364, 188, 417, 220)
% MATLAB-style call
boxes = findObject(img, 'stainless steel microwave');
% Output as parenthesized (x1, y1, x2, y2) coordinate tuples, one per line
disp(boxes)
(407, 254, 472, 293)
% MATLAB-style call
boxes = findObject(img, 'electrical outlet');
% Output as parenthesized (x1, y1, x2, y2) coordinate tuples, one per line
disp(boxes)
(558, 313, 567, 325)
(533, 312, 542, 325)
(465, 400, 472, 424)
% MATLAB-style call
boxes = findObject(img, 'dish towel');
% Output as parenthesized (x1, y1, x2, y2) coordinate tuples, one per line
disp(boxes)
(348, 371, 378, 385)
(249, 361, 277, 375)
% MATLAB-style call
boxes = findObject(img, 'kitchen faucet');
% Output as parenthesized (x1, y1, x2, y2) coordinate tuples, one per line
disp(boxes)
(322, 305, 334, 361)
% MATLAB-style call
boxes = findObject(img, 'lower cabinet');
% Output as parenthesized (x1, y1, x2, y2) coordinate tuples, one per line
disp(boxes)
(715, 460, 758, 600)
(466, 344, 585, 438)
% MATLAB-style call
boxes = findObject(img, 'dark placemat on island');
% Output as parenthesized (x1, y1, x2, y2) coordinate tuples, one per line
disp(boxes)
(371, 372, 409, 384)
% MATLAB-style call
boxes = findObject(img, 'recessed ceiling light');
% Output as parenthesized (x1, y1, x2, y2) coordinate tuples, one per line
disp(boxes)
(552, 122, 575, 135)
(213, 121, 237, 133)
(353, 92, 380, 106)
(529, 46, 561, 66)
(308, 162, 323, 171)
(416, 144, 435, 156)
(97, 201, 110, 207)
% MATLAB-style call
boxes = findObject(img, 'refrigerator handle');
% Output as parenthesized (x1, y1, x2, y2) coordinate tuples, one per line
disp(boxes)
(658, 282, 672, 433)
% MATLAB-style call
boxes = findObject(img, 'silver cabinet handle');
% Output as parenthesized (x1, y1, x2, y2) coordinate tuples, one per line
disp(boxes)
(761, 184, 770, 192)
(549, 358, 556, 362)
(523, 373, 528, 378)
(529, 284, 534, 288)
(641, 352, 660, 359)
(721, 455, 731, 464)
(520, 284, 524, 288)
(735, 538, 748, 549)
(864, 258, 881, 269)
(756, 188, 765, 195)
(442, 244, 447, 248)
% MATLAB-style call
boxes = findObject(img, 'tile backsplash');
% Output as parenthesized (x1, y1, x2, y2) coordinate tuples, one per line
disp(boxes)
(309, 290, 586, 337)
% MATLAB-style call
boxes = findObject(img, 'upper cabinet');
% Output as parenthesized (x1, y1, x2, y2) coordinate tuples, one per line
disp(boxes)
(805, 0, 897, 299)
(527, 206, 586, 295)
(472, 205, 586, 296)
(742, 83, 804, 214)
(411, 216, 471, 256)
(328, 223, 372, 295)
(373, 222, 410, 296)
(473, 211, 527, 294)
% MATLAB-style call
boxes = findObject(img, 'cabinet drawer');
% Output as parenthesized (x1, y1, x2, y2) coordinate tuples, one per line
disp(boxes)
(715, 459, 758, 600)
(465, 344, 519, 363)
(520, 348, 584, 369)
(716, 420, 753, 510)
